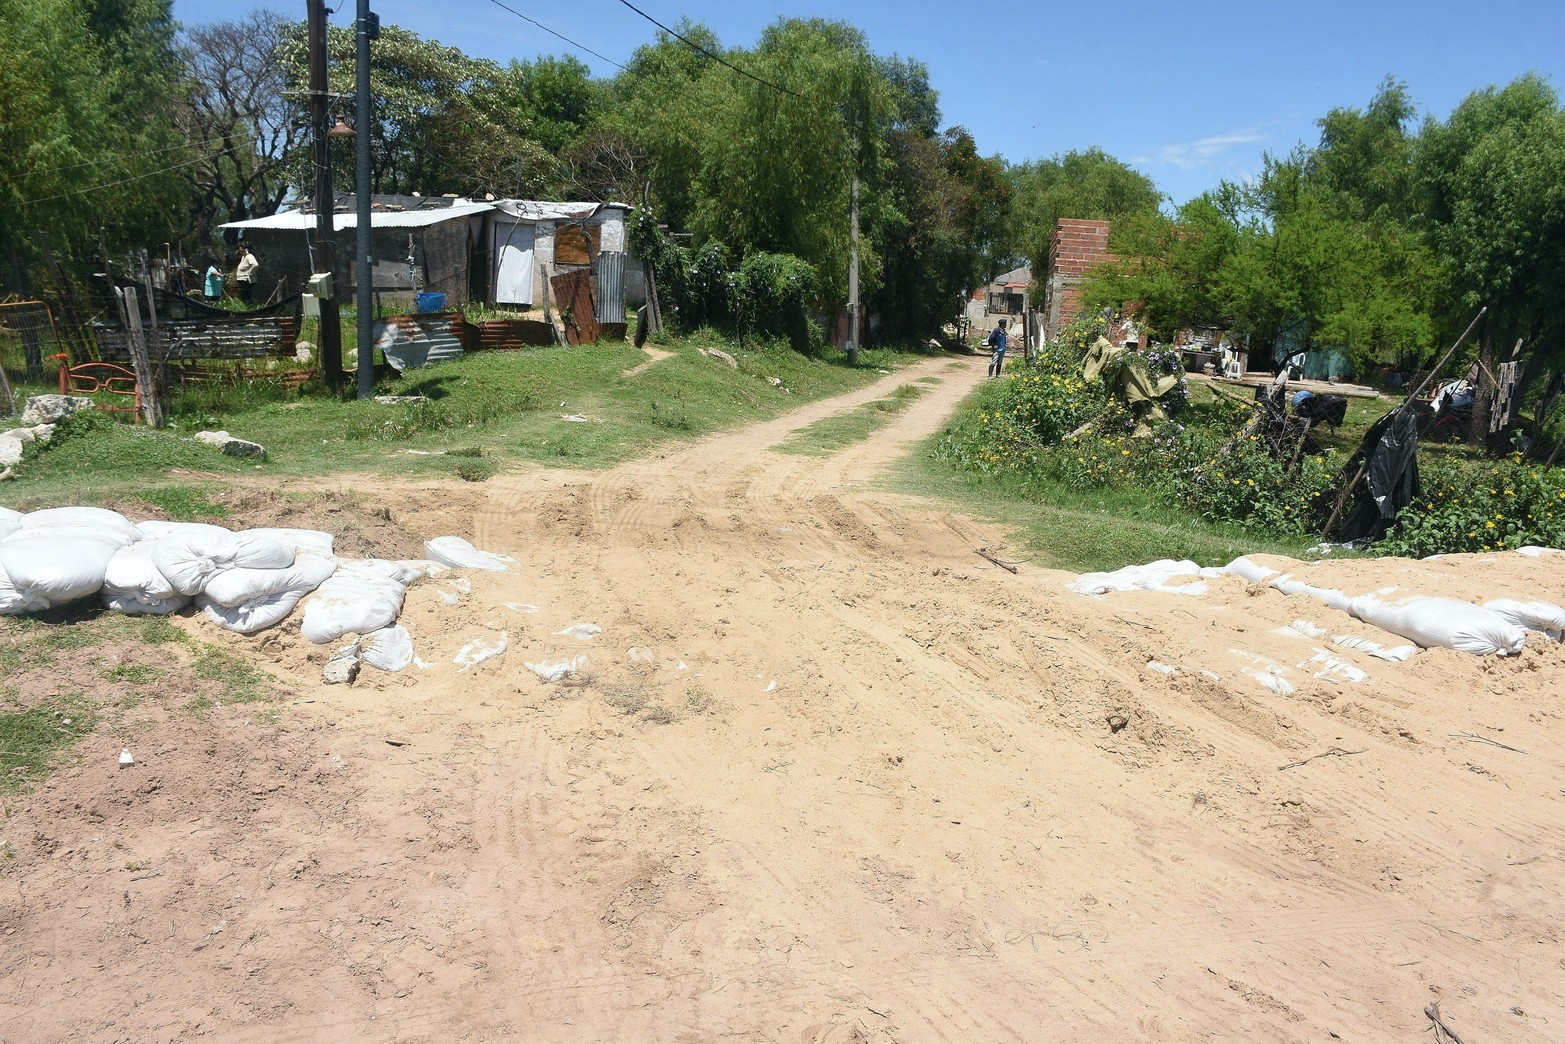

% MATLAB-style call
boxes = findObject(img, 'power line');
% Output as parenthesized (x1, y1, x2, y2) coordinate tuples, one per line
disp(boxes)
(482, 0, 625, 71)
(21, 144, 246, 206)
(612, 0, 802, 99)
(23, 135, 244, 178)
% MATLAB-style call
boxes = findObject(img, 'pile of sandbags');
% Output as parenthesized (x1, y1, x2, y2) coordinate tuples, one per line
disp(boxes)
(0, 505, 510, 673)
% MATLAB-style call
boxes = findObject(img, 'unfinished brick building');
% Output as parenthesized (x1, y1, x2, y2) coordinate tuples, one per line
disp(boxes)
(1040, 218, 1112, 342)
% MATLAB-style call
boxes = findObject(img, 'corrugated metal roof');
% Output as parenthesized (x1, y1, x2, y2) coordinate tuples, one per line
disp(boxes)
(220, 201, 493, 231)
(492, 200, 629, 221)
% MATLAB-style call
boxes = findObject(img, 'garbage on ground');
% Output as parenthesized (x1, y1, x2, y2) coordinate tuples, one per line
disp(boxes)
(526, 655, 586, 683)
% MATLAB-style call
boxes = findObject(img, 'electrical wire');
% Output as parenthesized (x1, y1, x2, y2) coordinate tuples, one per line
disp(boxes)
(22, 135, 244, 178)
(612, 0, 802, 98)
(20, 144, 247, 207)
(482, 0, 626, 71)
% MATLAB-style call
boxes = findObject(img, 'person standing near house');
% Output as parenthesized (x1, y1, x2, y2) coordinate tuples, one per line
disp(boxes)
(235, 244, 259, 305)
(203, 257, 224, 301)
(986, 318, 1008, 378)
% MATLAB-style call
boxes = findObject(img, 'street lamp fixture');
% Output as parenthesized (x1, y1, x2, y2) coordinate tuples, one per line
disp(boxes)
(327, 114, 355, 139)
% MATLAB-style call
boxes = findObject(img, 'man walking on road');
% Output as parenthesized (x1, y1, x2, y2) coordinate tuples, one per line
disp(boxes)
(986, 318, 1008, 378)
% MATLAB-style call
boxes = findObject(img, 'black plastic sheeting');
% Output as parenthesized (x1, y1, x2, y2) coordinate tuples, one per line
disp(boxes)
(1338, 408, 1421, 545)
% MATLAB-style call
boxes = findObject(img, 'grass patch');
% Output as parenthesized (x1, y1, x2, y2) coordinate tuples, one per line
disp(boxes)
(0, 694, 96, 794)
(776, 385, 923, 457)
(190, 645, 278, 708)
(2, 331, 927, 507)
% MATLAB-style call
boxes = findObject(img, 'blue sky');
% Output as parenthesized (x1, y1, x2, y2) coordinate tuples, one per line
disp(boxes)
(177, 0, 1563, 207)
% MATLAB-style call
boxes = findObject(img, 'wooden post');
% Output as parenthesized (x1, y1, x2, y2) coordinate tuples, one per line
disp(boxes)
(116, 287, 162, 428)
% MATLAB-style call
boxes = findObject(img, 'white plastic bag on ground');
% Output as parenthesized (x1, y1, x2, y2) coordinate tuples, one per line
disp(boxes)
(1067, 559, 1217, 597)
(201, 552, 336, 608)
(423, 536, 516, 573)
(299, 560, 411, 644)
(1482, 599, 1565, 641)
(0, 536, 118, 613)
(148, 528, 295, 596)
(1267, 575, 1350, 612)
(1346, 594, 1526, 656)
(455, 632, 509, 671)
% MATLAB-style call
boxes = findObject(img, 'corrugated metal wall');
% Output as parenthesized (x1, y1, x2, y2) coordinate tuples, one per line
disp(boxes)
(594, 251, 627, 324)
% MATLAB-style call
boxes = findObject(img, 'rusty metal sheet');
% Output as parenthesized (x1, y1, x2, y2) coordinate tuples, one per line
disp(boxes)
(550, 269, 598, 346)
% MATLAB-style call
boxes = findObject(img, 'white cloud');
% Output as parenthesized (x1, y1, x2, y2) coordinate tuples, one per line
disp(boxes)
(1147, 131, 1266, 171)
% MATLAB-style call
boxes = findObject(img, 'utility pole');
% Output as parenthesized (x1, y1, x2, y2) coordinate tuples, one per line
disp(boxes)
(848, 173, 860, 366)
(354, 0, 377, 399)
(308, 0, 344, 394)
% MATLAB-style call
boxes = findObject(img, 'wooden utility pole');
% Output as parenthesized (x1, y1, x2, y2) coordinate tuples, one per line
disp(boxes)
(848, 173, 860, 366)
(354, 0, 377, 399)
(308, 0, 344, 393)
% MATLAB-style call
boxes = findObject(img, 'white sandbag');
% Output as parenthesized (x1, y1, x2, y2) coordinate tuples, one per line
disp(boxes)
(1483, 599, 1565, 641)
(299, 560, 409, 644)
(423, 535, 516, 573)
(201, 552, 336, 608)
(1268, 575, 1350, 612)
(20, 506, 138, 542)
(0, 536, 117, 613)
(1067, 559, 1217, 597)
(147, 528, 295, 596)
(245, 527, 336, 558)
(0, 507, 21, 540)
(1, 524, 138, 550)
(135, 519, 231, 541)
(1345, 594, 1527, 656)
(197, 588, 312, 634)
(1223, 556, 1280, 583)
(361, 625, 413, 672)
(103, 542, 181, 604)
(103, 591, 191, 616)
(1515, 546, 1563, 558)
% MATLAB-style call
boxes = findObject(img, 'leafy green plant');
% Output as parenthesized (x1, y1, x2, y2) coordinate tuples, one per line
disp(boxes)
(1377, 454, 1565, 557)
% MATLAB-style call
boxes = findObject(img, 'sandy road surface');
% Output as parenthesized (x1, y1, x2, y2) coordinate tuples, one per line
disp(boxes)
(4, 353, 1565, 1042)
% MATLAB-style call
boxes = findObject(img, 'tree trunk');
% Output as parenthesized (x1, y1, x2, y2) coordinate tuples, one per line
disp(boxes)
(1467, 315, 1497, 450)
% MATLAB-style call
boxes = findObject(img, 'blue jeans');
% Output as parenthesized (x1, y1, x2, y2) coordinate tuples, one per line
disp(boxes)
(989, 346, 1006, 374)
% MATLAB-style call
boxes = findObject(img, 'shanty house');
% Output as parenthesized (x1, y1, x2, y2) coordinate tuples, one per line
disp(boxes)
(220, 196, 636, 315)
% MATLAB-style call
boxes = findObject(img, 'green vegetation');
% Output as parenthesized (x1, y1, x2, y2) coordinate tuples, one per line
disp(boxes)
(0, 331, 920, 508)
(0, 610, 280, 793)
(1084, 76, 1565, 449)
(776, 384, 924, 456)
(921, 316, 1564, 568)
(0, 695, 97, 795)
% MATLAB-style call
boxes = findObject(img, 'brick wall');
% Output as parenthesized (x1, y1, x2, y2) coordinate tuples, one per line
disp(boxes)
(1042, 218, 1115, 341)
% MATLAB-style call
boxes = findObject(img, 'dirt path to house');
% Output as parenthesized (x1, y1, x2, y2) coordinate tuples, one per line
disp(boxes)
(5, 353, 1565, 1042)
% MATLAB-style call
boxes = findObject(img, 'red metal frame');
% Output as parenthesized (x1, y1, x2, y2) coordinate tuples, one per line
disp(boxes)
(54, 354, 141, 416)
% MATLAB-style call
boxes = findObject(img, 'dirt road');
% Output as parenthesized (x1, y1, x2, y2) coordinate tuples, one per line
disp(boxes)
(4, 353, 1565, 1042)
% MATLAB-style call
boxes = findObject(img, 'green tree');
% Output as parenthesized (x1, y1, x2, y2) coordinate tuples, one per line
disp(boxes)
(1416, 74, 1565, 444)
(1, 0, 189, 285)
(1010, 147, 1164, 298)
(279, 22, 555, 199)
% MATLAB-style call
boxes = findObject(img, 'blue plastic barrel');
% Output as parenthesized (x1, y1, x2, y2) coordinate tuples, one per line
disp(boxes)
(416, 291, 446, 314)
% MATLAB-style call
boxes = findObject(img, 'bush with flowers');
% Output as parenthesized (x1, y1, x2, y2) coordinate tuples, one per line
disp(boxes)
(1376, 453, 1565, 557)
